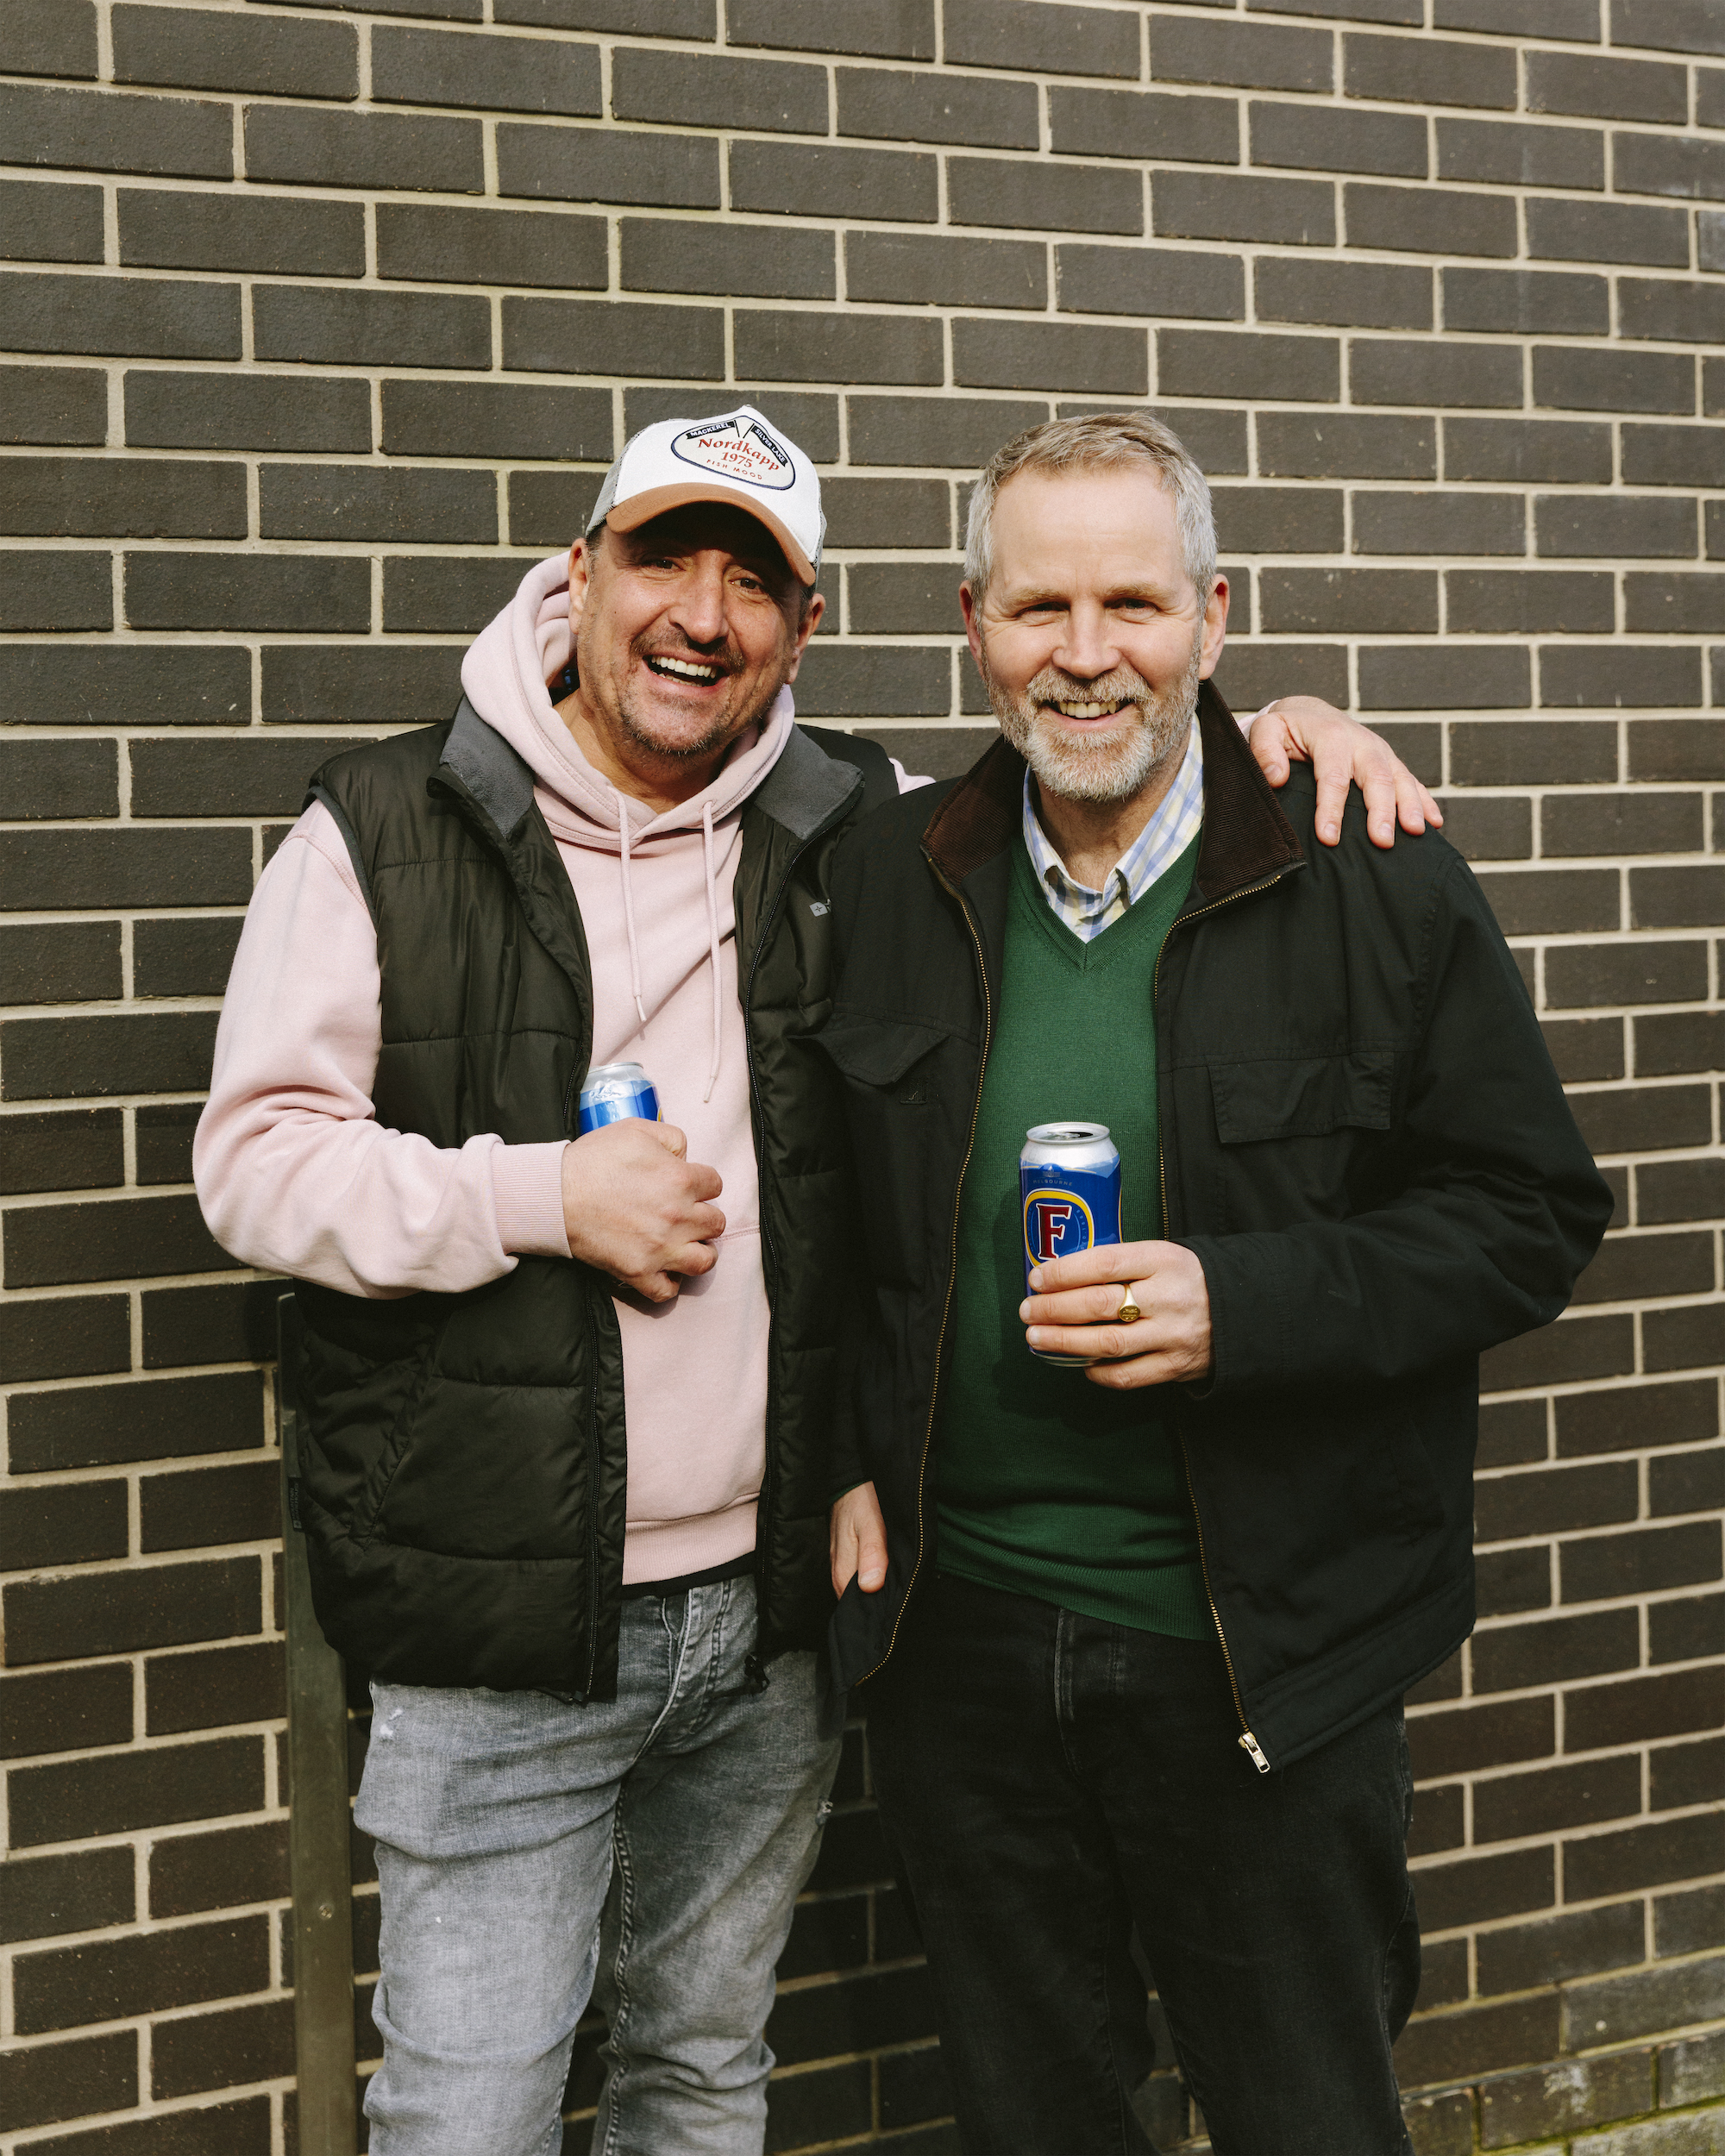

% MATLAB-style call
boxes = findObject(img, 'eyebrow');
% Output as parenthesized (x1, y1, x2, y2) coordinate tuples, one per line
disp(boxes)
(1004, 582, 1171, 609)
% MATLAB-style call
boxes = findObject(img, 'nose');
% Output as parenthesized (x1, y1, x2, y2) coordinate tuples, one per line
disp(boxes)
(1052, 599, 1118, 683)
(666, 555, 729, 649)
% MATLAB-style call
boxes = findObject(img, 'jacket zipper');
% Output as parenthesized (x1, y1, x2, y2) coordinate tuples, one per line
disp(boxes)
(852, 859, 994, 1688)
(1154, 869, 1294, 1778)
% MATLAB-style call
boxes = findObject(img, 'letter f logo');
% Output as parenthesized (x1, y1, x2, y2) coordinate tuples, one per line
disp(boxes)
(1030, 1200, 1072, 1263)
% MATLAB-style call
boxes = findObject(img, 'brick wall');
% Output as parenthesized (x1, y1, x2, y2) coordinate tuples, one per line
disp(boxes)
(1, 0, 1722, 2149)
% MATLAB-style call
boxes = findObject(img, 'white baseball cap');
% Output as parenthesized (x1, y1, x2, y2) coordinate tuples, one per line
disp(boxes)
(586, 404, 825, 584)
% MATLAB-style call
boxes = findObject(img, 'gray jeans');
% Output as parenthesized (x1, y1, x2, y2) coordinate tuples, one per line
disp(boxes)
(354, 1575, 842, 2156)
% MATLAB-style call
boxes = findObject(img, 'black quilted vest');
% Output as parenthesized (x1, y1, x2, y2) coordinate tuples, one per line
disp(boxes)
(290, 702, 888, 1698)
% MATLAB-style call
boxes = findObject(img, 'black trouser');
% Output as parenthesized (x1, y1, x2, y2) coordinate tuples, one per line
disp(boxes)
(866, 1574, 1420, 2156)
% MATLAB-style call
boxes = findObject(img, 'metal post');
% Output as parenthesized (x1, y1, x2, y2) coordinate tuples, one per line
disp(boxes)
(278, 1292, 359, 2155)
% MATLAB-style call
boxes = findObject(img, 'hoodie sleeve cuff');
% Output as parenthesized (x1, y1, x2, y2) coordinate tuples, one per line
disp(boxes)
(492, 1141, 572, 1258)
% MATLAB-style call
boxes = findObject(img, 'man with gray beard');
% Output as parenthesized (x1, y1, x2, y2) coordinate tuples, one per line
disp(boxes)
(817, 414, 1609, 2154)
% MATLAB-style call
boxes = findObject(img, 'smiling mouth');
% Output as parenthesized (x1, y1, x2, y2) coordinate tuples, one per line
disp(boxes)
(645, 654, 725, 686)
(1044, 697, 1132, 721)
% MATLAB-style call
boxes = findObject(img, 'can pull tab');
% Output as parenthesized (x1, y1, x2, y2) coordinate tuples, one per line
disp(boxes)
(1239, 1730, 1270, 1775)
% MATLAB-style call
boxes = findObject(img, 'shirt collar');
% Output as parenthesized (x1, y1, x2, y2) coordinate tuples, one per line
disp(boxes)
(1022, 722, 1205, 938)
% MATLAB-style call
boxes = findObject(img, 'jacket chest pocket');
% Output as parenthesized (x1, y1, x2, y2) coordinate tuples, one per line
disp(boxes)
(812, 1012, 962, 1287)
(1207, 1049, 1395, 1228)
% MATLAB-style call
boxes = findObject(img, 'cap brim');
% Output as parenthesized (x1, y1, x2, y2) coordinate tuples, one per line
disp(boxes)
(599, 480, 816, 585)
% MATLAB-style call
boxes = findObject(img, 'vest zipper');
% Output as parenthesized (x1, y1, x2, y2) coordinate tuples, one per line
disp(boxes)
(852, 859, 994, 1689)
(742, 821, 848, 1651)
(1154, 867, 1294, 1777)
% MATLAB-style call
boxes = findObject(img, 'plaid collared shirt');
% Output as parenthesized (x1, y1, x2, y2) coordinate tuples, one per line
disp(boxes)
(1021, 724, 1205, 942)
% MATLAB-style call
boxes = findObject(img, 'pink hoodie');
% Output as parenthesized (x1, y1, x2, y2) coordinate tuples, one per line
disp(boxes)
(198, 554, 866, 1585)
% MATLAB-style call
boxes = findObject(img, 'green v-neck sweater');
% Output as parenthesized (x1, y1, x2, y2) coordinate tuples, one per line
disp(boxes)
(934, 832, 1210, 1638)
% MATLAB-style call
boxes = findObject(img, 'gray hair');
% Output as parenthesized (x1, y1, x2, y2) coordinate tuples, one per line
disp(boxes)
(963, 412, 1218, 605)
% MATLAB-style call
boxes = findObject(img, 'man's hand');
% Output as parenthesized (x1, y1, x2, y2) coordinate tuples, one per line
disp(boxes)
(1022, 1240, 1213, 1389)
(561, 1119, 724, 1302)
(1247, 695, 1443, 851)
(831, 1481, 889, 1597)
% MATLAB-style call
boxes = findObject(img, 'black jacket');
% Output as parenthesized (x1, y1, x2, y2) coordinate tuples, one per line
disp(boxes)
(818, 685, 1612, 1769)
(288, 703, 891, 1699)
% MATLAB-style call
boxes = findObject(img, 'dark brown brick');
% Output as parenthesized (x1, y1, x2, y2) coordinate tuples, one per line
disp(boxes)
(5, 1554, 261, 1670)
(1346, 181, 1518, 258)
(1476, 1461, 1639, 1542)
(9, 1733, 266, 1853)
(149, 1819, 289, 1920)
(1615, 0, 1725, 53)
(728, 0, 931, 59)
(0, 2031, 137, 2134)
(1260, 567, 1436, 634)
(0, 361, 106, 443)
(1058, 243, 1240, 323)
(1257, 410, 1433, 478)
(1048, 86, 1239, 166)
(1652, 1734, 1725, 1812)
(374, 24, 600, 114)
(727, 140, 932, 222)
(136, 1104, 201, 1186)
(0, 919, 122, 1005)
(147, 1639, 285, 1739)
(6, 1370, 262, 1470)
(1528, 48, 1689, 122)
(1477, 1752, 1645, 1845)
(1573, 1229, 1716, 1304)
(1477, 1398, 1549, 1469)
(1542, 646, 1704, 709)
(1436, 115, 1605, 191)
(1251, 98, 1427, 179)
(1477, 1545, 1553, 1617)
(119, 189, 363, 279)
(1544, 791, 1703, 856)
(1651, 1445, 1725, 1519)
(1449, 569, 1615, 634)
(1475, 868, 1619, 937)
(1647, 1301, 1725, 1373)
(7, 0, 100, 80)
(1257, 255, 1430, 331)
(1358, 645, 1530, 711)
(1152, 16, 1333, 93)
(0, 1664, 132, 1761)
(2, 1011, 220, 1102)
(1563, 1520, 1721, 1603)
(1630, 718, 1725, 780)
(1394, 1993, 1560, 2091)
(1540, 1015, 1622, 1081)
(509, 470, 603, 548)
(112, 4, 356, 95)
(1559, 1381, 1718, 1470)
(1571, 1083, 1714, 1154)
(153, 1996, 294, 2101)
(254, 285, 490, 372)
(612, 45, 824, 133)
(1346, 31, 1515, 108)
(1639, 1157, 1725, 1226)
(1406, 1696, 1555, 1778)
(0, 269, 239, 360)
(1478, 1311, 1635, 1389)
(12, 1918, 270, 2037)
(244, 104, 483, 194)
(1547, 942, 1709, 1010)
(504, 295, 727, 379)
(1565, 1813, 1725, 1902)
(380, 202, 606, 291)
(1472, 1608, 1641, 1694)
(141, 1462, 279, 1554)
(1653, 1881, 1725, 1958)
(1568, 1665, 1725, 1751)
(500, 121, 719, 209)
(1478, 2046, 1653, 2148)
(944, 0, 1138, 77)
(0, 1476, 128, 1570)
(1407, 1783, 1466, 1859)
(1477, 1902, 1648, 1998)
(0, 82, 232, 179)
(955, 318, 1146, 396)
(124, 370, 369, 454)
(380, 379, 611, 461)
(1529, 197, 1691, 269)
(0, 176, 104, 264)
(0, 1847, 134, 1946)
(1153, 171, 1336, 248)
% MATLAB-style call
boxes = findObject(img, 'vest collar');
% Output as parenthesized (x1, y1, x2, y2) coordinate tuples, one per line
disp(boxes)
(923, 680, 1305, 905)
(753, 722, 863, 843)
(441, 696, 536, 842)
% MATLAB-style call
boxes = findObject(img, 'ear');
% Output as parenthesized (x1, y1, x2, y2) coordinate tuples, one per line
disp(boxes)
(568, 535, 595, 633)
(781, 586, 825, 683)
(1197, 573, 1229, 682)
(960, 580, 986, 672)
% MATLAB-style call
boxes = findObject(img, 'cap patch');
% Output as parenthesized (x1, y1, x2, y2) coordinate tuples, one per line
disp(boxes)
(670, 413, 795, 493)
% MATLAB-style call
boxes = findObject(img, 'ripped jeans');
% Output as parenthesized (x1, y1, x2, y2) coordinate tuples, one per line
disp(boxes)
(354, 1575, 842, 2156)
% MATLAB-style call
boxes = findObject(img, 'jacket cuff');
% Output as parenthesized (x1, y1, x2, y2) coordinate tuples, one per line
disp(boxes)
(492, 1142, 572, 1258)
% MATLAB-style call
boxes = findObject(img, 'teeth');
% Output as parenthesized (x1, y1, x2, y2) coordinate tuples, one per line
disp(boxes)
(1056, 699, 1123, 719)
(650, 655, 721, 682)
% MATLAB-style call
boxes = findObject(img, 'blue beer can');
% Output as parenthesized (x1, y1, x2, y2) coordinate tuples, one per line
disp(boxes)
(578, 1060, 661, 1134)
(1020, 1121, 1122, 1366)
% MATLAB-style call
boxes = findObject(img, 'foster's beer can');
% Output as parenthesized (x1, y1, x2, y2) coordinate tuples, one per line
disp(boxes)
(578, 1060, 661, 1134)
(1020, 1122, 1122, 1366)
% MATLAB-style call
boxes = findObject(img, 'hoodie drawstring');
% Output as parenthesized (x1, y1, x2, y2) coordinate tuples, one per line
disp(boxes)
(611, 787, 727, 1103)
(700, 800, 722, 1105)
(612, 787, 649, 1028)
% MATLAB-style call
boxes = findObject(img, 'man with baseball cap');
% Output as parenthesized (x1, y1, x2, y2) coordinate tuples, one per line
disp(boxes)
(196, 399, 1435, 2153)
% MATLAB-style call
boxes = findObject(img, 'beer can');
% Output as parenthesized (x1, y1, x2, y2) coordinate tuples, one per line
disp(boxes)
(578, 1060, 661, 1134)
(1020, 1122, 1122, 1366)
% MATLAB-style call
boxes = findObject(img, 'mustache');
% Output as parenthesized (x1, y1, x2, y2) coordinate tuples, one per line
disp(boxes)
(1025, 663, 1157, 709)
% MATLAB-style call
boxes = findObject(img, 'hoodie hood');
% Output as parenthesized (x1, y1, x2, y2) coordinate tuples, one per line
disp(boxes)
(459, 551, 794, 852)
(460, 554, 797, 1088)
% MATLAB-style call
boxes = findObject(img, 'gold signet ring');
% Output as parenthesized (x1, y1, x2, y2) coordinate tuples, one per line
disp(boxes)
(1116, 1288, 1141, 1326)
